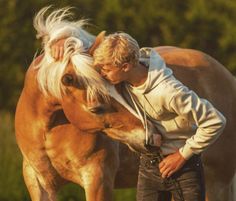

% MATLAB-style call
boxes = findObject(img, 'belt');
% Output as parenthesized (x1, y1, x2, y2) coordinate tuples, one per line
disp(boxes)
(140, 153, 163, 167)
(141, 153, 201, 168)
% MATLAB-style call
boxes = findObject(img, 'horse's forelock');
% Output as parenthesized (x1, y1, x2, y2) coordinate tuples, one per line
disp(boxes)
(34, 6, 108, 102)
(36, 37, 110, 102)
(70, 54, 110, 103)
(36, 56, 69, 99)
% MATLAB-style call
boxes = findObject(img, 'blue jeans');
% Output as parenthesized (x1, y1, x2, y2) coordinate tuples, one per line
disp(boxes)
(137, 154, 205, 201)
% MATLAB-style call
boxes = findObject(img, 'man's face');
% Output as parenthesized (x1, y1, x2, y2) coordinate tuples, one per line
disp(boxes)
(98, 64, 126, 84)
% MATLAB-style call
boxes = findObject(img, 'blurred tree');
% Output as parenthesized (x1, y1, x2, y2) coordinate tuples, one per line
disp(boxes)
(0, 0, 39, 111)
(0, 0, 236, 111)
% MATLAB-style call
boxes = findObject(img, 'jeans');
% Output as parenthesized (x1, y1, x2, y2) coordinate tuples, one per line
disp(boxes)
(137, 153, 205, 201)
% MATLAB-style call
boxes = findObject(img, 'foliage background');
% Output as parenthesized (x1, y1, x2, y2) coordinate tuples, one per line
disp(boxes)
(1, 0, 236, 200)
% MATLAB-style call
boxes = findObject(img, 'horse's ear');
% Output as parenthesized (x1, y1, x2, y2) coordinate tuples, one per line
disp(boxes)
(88, 31, 106, 56)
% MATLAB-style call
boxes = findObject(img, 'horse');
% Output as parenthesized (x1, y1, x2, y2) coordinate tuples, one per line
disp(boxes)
(15, 7, 236, 201)
(15, 8, 151, 201)
(15, 55, 144, 201)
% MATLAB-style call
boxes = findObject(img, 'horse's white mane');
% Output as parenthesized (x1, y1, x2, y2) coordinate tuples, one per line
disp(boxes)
(33, 6, 110, 102)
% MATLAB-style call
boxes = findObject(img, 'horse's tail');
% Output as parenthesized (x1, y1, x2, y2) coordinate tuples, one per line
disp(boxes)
(33, 6, 90, 49)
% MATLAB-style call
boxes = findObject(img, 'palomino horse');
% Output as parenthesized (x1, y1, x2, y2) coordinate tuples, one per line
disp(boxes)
(15, 7, 236, 201)
(15, 8, 150, 201)
(15, 54, 144, 201)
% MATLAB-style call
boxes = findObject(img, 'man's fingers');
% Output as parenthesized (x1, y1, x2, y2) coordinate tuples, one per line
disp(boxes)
(51, 46, 59, 60)
(159, 160, 166, 169)
(160, 165, 177, 178)
(51, 46, 63, 61)
(167, 169, 176, 178)
(50, 38, 67, 60)
(159, 160, 169, 175)
(158, 151, 187, 179)
(159, 164, 165, 173)
(51, 46, 64, 61)
(161, 166, 172, 178)
(56, 48, 60, 61)
(51, 47, 55, 59)
(59, 46, 64, 60)
(159, 159, 177, 178)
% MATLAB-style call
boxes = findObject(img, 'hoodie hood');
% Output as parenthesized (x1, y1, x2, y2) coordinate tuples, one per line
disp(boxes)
(134, 48, 173, 94)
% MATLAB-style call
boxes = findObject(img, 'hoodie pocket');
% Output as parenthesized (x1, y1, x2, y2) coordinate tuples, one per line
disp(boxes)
(173, 116, 192, 132)
(161, 116, 191, 133)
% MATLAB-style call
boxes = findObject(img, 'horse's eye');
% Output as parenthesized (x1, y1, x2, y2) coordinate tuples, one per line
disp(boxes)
(61, 74, 74, 86)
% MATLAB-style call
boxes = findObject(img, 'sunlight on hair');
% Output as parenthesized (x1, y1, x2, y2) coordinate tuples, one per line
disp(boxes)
(33, 6, 94, 48)
(33, 6, 110, 102)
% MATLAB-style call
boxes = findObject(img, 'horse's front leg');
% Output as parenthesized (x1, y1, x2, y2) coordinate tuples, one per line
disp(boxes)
(83, 166, 115, 201)
(23, 159, 57, 201)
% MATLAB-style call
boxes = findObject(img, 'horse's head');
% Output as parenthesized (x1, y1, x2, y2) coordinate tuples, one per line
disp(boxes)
(34, 7, 149, 152)
(60, 34, 151, 152)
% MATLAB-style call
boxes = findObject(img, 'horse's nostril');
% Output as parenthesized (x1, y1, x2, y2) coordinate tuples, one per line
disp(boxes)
(104, 122, 111, 128)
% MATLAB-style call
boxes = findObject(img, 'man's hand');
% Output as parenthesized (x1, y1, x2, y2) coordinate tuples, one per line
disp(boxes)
(50, 38, 67, 61)
(159, 151, 186, 178)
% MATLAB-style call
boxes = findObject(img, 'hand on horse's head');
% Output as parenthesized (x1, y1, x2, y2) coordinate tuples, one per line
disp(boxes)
(50, 38, 67, 61)
(49, 31, 106, 62)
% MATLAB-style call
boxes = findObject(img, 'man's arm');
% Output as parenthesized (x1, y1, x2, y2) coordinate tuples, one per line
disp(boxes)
(170, 87, 226, 159)
(159, 85, 226, 178)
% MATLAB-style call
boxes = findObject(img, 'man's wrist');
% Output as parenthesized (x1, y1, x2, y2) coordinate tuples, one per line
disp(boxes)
(179, 145, 194, 160)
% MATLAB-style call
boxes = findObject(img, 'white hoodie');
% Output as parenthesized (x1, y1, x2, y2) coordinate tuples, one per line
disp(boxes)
(124, 48, 226, 159)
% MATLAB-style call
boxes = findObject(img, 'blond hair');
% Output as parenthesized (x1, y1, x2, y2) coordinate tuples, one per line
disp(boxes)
(93, 32, 140, 67)
(34, 6, 110, 102)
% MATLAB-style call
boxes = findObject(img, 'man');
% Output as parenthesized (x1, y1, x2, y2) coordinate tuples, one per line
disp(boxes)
(51, 32, 226, 201)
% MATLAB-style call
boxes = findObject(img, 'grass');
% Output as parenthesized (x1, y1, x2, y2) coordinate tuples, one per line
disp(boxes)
(0, 111, 136, 201)
(0, 111, 29, 201)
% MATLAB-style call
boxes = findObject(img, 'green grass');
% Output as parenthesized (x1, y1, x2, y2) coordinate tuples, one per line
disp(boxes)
(114, 189, 136, 201)
(0, 111, 136, 201)
(0, 111, 29, 201)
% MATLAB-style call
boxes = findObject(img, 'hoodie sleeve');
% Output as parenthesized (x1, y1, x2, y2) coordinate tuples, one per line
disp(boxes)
(168, 85, 226, 160)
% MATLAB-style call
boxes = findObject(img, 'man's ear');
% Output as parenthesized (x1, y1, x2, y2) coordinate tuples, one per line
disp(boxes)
(88, 31, 106, 56)
(122, 63, 133, 72)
